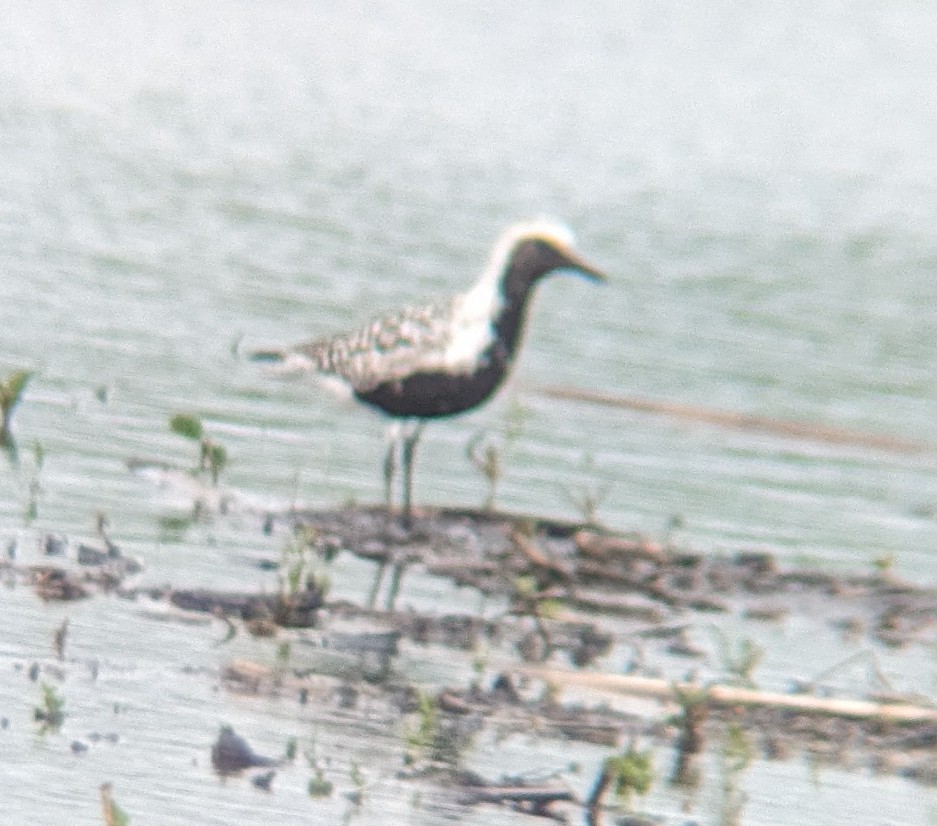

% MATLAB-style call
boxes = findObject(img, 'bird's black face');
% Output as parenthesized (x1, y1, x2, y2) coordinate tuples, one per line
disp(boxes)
(504, 237, 605, 299)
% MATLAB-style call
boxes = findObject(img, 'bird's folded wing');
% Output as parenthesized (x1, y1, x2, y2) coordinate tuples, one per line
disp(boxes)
(257, 300, 457, 393)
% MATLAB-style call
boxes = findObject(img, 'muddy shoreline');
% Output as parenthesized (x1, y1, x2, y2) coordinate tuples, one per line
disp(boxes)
(9, 503, 937, 819)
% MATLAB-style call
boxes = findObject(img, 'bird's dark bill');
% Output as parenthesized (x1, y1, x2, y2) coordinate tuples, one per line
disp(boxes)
(561, 247, 606, 283)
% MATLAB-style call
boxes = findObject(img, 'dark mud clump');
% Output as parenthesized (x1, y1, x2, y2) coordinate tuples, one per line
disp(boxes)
(269, 504, 937, 649)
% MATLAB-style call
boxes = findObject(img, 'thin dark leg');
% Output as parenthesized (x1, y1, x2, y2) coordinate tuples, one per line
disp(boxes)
(382, 427, 398, 517)
(400, 421, 424, 526)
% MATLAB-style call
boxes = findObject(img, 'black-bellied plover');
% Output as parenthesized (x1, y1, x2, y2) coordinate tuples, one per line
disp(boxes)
(252, 220, 606, 522)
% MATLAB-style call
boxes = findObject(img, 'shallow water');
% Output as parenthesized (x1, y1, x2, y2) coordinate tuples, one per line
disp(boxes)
(2, 1, 936, 823)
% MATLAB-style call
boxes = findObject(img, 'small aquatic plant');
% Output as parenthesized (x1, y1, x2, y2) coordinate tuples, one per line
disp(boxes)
(308, 769, 334, 798)
(663, 513, 685, 549)
(34, 681, 65, 734)
(0, 369, 31, 448)
(155, 511, 200, 543)
(560, 453, 611, 528)
(587, 742, 653, 817)
(719, 722, 753, 826)
(669, 686, 709, 787)
(872, 552, 895, 578)
(277, 524, 330, 624)
(465, 401, 527, 512)
(169, 413, 228, 485)
(275, 640, 291, 669)
(280, 526, 313, 597)
(94, 510, 119, 552)
(304, 738, 335, 798)
(100, 782, 131, 826)
(285, 736, 298, 762)
(403, 692, 439, 765)
(23, 441, 44, 525)
(402, 691, 473, 769)
(612, 745, 653, 802)
(470, 646, 489, 689)
(345, 758, 367, 808)
(713, 630, 764, 688)
(466, 431, 502, 511)
(511, 571, 565, 661)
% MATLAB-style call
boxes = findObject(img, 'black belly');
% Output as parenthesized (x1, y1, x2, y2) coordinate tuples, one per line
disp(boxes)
(355, 362, 507, 419)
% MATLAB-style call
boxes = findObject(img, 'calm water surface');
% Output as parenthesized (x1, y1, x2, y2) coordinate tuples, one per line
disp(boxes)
(1, 1, 936, 823)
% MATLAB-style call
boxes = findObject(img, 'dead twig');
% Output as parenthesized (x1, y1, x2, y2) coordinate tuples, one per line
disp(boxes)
(521, 667, 937, 724)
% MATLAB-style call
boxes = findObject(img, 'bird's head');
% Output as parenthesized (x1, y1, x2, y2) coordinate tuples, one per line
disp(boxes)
(491, 220, 606, 301)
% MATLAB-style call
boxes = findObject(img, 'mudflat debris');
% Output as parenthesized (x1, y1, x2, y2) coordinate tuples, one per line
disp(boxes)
(258, 504, 937, 649)
(11, 503, 937, 813)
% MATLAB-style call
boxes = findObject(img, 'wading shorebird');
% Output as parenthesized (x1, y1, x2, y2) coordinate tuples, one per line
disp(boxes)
(251, 220, 606, 523)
